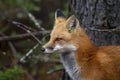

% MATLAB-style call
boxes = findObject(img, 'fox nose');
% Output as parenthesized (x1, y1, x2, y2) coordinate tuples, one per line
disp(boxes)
(41, 47, 45, 52)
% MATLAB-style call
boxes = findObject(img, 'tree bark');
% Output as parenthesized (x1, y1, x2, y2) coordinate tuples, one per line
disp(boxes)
(63, 0, 120, 80)
(69, 0, 120, 46)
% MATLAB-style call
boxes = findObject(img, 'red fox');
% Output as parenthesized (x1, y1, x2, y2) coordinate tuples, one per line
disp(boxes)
(41, 10, 120, 80)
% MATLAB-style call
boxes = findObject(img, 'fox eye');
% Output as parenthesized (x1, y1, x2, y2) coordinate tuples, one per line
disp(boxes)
(55, 37, 63, 41)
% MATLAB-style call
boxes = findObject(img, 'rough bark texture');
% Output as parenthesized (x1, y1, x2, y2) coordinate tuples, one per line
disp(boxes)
(69, 0, 120, 46)
(63, 0, 120, 80)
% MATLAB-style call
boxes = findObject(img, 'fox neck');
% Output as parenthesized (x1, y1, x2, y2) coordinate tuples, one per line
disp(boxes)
(74, 30, 97, 68)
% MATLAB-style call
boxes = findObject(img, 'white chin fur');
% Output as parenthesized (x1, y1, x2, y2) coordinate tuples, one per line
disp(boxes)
(54, 45, 77, 53)
(44, 49, 54, 54)
(44, 45, 76, 54)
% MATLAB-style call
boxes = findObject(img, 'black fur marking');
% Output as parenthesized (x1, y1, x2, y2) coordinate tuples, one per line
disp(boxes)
(55, 9, 66, 18)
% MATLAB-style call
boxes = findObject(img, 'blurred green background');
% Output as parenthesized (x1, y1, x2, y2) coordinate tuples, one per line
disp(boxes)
(0, 0, 68, 80)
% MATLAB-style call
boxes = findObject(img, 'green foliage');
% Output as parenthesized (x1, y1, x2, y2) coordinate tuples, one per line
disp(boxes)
(0, 26, 9, 33)
(17, 0, 41, 11)
(62, 3, 68, 16)
(0, 65, 26, 80)
(50, 53, 60, 59)
(0, 0, 68, 79)
(0, 0, 41, 11)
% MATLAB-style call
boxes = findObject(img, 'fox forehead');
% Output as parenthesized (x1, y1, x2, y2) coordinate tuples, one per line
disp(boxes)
(51, 18, 69, 38)
(51, 28, 72, 42)
(55, 17, 66, 24)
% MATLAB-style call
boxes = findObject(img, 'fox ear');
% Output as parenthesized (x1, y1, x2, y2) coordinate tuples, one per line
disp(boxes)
(66, 15, 79, 33)
(55, 9, 65, 19)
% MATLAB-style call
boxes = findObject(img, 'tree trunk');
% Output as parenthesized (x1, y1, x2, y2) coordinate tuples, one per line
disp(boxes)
(69, 0, 120, 46)
(62, 0, 120, 80)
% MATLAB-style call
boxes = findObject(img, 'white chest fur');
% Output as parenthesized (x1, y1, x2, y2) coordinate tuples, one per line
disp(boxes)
(60, 52, 81, 80)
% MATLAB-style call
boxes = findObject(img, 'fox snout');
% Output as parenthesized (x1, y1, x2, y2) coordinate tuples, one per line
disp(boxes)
(41, 46, 54, 54)
(41, 44, 77, 54)
(41, 47, 45, 52)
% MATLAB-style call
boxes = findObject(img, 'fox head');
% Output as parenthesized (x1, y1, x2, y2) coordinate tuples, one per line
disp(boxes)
(41, 9, 91, 54)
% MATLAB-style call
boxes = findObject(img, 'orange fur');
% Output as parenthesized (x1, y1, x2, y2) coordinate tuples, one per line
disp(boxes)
(43, 16, 120, 80)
